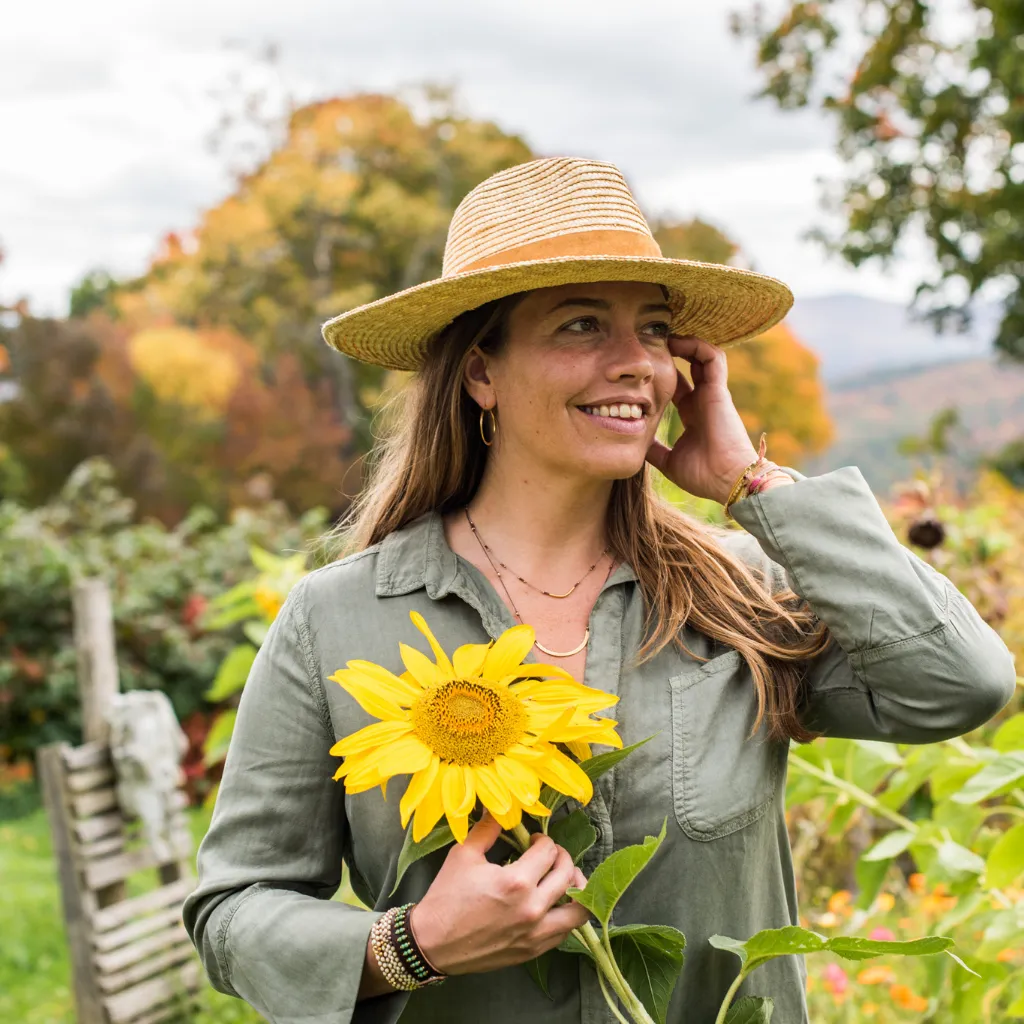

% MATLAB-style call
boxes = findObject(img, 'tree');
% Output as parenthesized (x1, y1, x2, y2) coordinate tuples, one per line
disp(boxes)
(116, 89, 535, 449)
(732, 0, 1024, 358)
(653, 218, 834, 466)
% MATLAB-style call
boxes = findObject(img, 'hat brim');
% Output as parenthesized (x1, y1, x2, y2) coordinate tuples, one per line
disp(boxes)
(321, 255, 794, 371)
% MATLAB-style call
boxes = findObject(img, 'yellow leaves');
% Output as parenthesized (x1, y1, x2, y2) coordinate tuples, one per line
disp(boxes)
(128, 327, 241, 415)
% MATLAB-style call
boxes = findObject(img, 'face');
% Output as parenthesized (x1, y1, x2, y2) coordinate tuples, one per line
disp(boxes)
(465, 281, 678, 482)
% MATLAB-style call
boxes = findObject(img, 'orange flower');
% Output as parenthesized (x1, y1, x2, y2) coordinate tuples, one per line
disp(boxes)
(922, 883, 957, 916)
(862, 1002, 879, 1017)
(875, 892, 896, 913)
(253, 586, 283, 621)
(889, 983, 929, 1012)
(997, 948, 1020, 963)
(908, 873, 927, 894)
(857, 965, 896, 985)
(828, 890, 853, 915)
(898, 917, 914, 929)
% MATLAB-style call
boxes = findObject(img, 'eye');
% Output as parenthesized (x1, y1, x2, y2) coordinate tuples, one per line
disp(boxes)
(641, 320, 671, 340)
(561, 316, 601, 334)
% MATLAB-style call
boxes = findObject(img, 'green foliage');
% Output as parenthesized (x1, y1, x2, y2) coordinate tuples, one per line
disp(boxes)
(391, 821, 457, 896)
(0, 459, 327, 797)
(733, 1, 1024, 360)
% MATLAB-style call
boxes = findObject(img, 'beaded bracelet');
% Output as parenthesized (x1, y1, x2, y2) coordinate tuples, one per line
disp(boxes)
(722, 432, 792, 521)
(369, 904, 446, 991)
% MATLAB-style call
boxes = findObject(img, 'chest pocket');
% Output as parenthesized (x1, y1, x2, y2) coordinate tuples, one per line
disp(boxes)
(670, 650, 785, 841)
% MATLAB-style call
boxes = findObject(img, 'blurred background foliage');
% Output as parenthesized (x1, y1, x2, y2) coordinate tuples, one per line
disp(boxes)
(1, 5, 1023, 1012)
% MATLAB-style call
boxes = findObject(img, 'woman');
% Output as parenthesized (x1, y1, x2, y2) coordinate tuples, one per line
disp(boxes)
(184, 157, 1016, 1024)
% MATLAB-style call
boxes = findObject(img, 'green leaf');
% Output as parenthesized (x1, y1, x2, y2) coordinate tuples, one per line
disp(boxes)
(559, 931, 591, 957)
(249, 544, 282, 573)
(993, 714, 1024, 752)
(725, 996, 775, 1023)
(205, 643, 257, 701)
(548, 809, 598, 865)
(985, 821, 1024, 888)
(540, 735, 656, 813)
(826, 935, 954, 961)
(935, 839, 986, 879)
(390, 821, 455, 896)
(951, 751, 1024, 804)
(242, 620, 269, 647)
(567, 819, 666, 928)
(709, 926, 825, 973)
(608, 924, 686, 1024)
(862, 829, 915, 861)
(854, 854, 891, 911)
(202, 709, 237, 766)
(523, 950, 554, 1000)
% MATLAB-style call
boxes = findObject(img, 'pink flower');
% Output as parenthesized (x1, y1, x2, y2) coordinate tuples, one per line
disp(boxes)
(823, 962, 849, 994)
(869, 927, 895, 942)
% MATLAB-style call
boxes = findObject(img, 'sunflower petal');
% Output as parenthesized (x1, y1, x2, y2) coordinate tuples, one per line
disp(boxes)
(494, 754, 541, 807)
(412, 779, 445, 841)
(330, 672, 411, 721)
(482, 624, 536, 681)
(491, 804, 523, 831)
(409, 610, 455, 678)
(447, 810, 470, 844)
(565, 740, 592, 761)
(338, 662, 423, 702)
(523, 800, 552, 819)
(532, 744, 594, 804)
(399, 643, 445, 687)
(329, 720, 413, 757)
(440, 762, 469, 819)
(453, 642, 490, 679)
(471, 763, 513, 816)
(500, 662, 576, 682)
(400, 758, 440, 828)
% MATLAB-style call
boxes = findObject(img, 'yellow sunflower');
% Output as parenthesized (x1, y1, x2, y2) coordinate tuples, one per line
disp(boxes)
(329, 611, 621, 842)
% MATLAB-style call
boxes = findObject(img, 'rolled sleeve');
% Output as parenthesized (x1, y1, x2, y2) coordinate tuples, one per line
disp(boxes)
(729, 465, 1017, 742)
(182, 578, 409, 1024)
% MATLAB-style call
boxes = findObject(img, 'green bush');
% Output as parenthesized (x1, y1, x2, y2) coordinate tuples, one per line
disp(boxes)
(0, 459, 328, 797)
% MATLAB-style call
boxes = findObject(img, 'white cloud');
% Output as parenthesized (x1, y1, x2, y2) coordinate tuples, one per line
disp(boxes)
(1, 0, 934, 314)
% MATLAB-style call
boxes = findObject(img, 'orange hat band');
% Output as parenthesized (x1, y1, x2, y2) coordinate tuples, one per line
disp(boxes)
(454, 229, 663, 275)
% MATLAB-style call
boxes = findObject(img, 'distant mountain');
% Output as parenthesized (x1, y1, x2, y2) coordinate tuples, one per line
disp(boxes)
(787, 293, 998, 384)
(798, 356, 1024, 495)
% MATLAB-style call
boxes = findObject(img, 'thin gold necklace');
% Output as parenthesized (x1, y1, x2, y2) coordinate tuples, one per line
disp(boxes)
(463, 506, 612, 658)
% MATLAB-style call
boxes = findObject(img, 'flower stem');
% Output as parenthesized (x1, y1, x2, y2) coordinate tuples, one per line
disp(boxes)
(713, 972, 746, 1024)
(597, 967, 631, 1024)
(510, 823, 532, 852)
(576, 922, 656, 1024)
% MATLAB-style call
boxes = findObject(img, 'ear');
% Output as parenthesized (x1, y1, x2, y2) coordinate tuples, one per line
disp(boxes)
(462, 346, 496, 409)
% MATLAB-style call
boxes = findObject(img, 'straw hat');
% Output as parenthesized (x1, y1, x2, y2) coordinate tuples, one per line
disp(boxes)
(321, 157, 793, 371)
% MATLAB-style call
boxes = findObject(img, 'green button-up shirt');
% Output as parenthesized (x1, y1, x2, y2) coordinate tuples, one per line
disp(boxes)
(184, 466, 1016, 1024)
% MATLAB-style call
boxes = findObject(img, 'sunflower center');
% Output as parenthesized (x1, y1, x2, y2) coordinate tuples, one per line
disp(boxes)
(411, 679, 527, 765)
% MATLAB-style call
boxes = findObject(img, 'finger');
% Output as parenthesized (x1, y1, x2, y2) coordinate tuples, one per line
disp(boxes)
(513, 833, 560, 884)
(645, 439, 672, 475)
(670, 363, 694, 406)
(536, 847, 576, 906)
(670, 335, 728, 388)
(536, 900, 593, 940)
(461, 810, 503, 856)
(572, 868, 587, 889)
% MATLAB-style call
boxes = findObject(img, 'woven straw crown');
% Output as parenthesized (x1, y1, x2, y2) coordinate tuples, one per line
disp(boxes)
(322, 157, 794, 371)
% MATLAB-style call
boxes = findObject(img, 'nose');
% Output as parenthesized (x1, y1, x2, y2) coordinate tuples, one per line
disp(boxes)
(605, 328, 654, 383)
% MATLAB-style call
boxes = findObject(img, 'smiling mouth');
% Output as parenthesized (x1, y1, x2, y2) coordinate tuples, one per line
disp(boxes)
(576, 402, 647, 420)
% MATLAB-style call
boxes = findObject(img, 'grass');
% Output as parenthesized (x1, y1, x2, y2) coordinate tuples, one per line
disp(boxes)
(0, 798, 265, 1023)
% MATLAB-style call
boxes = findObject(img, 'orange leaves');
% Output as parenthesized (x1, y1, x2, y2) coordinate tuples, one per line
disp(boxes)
(724, 320, 835, 468)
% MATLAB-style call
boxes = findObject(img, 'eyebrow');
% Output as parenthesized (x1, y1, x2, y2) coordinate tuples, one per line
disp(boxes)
(546, 297, 673, 315)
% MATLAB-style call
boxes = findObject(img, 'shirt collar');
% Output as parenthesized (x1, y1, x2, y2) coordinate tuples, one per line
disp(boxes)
(374, 509, 637, 599)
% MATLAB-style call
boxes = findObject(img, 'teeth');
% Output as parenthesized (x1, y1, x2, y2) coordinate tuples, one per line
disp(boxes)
(579, 405, 645, 419)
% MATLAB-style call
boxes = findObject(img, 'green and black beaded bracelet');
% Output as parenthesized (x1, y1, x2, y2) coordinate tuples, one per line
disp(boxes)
(390, 903, 446, 988)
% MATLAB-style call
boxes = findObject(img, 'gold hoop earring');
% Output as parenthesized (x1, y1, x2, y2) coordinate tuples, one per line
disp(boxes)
(479, 407, 497, 447)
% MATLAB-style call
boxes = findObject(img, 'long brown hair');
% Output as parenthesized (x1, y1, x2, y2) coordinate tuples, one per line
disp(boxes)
(332, 295, 832, 742)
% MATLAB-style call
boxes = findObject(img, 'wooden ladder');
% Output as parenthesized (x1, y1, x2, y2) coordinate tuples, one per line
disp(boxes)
(37, 738, 198, 1024)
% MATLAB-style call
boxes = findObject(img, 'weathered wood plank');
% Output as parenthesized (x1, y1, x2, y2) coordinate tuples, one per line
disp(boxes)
(73, 787, 119, 819)
(73, 790, 188, 845)
(63, 741, 111, 772)
(91, 879, 193, 934)
(97, 941, 194, 994)
(122, 997, 200, 1024)
(103, 961, 200, 1024)
(94, 922, 189, 975)
(67, 765, 116, 793)
(85, 831, 193, 892)
(37, 743, 108, 1024)
(93, 906, 183, 953)
(78, 812, 187, 863)
(73, 578, 120, 747)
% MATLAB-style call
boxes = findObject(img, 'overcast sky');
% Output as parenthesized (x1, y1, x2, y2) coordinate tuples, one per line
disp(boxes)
(1, 0, 935, 316)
